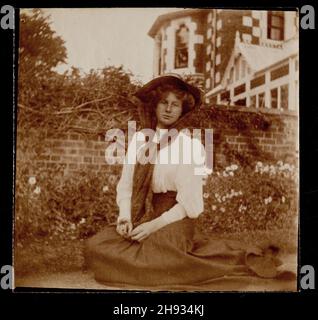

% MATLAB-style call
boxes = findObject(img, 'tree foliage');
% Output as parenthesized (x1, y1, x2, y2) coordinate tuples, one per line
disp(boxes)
(17, 10, 140, 160)
(19, 9, 67, 80)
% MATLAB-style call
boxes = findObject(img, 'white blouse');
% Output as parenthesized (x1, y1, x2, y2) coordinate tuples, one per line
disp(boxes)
(116, 129, 206, 225)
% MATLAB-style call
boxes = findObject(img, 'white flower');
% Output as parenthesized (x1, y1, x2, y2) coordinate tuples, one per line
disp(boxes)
(277, 161, 283, 167)
(214, 193, 219, 198)
(238, 191, 243, 196)
(229, 171, 234, 176)
(203, 193, 209, 199)
(223, 171, 228, 177)
(33, 186, 41, 194)
(231, 164, 238, 171)
(264, 196, 273, 205)
(263, 165, 269, 173)
(222, 196, 226, 202)
(256, 161, 263, 167)
(102, 185, 109, 192)
(220, 207, 225, 213)
(28, 176, 36, 185)
(70, 223, 76, 230)
(80, 218, 86, 224)
(212, 205, 217, 211)
(225, 166, 231, 171)
(282, 196, 286, 203)
(285, 164, 294, 172)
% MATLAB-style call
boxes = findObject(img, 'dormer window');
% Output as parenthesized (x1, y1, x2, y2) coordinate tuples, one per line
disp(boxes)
(175, 24, 189, 69)
(267, 11, 284, 41)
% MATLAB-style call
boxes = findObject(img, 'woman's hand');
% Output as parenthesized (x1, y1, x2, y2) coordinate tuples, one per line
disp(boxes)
(130, 217, 165, 242)
(116, 218, 133, 239)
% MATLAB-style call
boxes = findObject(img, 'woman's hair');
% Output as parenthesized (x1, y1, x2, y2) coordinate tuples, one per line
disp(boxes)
(145, 84, 196, 116)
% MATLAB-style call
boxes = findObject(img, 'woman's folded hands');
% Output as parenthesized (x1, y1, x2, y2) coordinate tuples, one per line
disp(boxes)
(116, 216, 167, 242)
(116, 217, 133, 239)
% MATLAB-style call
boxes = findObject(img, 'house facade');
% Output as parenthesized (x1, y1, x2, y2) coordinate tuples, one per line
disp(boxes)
(148, 9, 207, 84)
(148, 9, 299, 111)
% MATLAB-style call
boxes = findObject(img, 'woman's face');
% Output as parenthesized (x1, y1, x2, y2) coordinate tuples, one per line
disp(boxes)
(155, 91, 183, 128)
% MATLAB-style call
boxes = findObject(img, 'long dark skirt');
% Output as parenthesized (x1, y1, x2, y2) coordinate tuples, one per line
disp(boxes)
(84, 192, 296, 291)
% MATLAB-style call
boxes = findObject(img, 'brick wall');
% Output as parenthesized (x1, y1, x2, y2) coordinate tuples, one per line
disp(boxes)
(29, 132, 111, 174)
(21, 106, 298, 174)
(200, 106, 298, 167)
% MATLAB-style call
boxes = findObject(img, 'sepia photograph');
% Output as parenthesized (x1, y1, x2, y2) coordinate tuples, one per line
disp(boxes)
(14, 7, 299, 291)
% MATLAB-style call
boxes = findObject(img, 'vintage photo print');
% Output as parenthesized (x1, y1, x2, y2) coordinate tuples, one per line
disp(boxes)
(14, 8, 299, 291)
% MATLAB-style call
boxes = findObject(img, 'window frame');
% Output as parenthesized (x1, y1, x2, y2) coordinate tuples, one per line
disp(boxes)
(258, 92, 265, 108)
(267, 11, 284, 41)
(174, 23, 189, 69)
(280, 84, 289, 110)
(271, 87, 278, 109)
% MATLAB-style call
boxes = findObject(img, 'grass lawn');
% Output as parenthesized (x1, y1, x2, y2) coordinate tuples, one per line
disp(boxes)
(14, 226, 297, 278)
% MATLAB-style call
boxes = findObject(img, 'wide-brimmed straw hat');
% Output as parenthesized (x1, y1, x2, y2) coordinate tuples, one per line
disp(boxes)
(134, 75, 202, 109)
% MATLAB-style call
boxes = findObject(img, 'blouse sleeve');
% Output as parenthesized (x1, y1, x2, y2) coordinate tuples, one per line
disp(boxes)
(174, 137, 205, 218)
(116, 164, 134, 221)
(160, 203, 188, 224)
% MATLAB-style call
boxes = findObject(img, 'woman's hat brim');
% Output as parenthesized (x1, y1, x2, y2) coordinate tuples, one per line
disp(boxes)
(135, 75, 202, 108)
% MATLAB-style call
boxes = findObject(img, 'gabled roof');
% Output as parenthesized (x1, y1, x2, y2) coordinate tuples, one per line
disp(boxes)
(238, 42, 284, 72)
(148, 9, 206, 38)
(238, 40, 298, 72)
(205, 33, 298, 98)
(221, 32, 298, 87)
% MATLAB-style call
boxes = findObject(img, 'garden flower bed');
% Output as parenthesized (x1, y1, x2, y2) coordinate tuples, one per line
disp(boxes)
(14, 160, 298, 276)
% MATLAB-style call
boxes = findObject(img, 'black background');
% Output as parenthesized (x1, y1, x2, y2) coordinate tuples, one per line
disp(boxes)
(0, 0, 317, 317)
